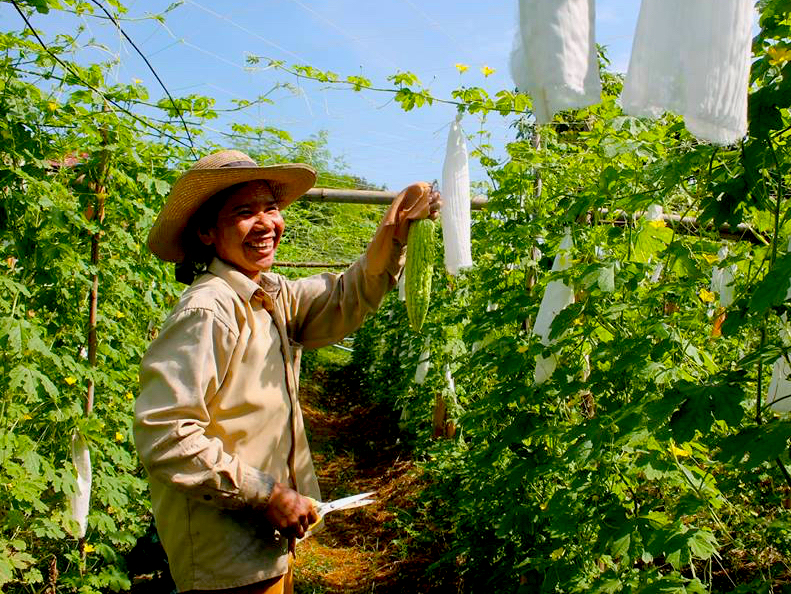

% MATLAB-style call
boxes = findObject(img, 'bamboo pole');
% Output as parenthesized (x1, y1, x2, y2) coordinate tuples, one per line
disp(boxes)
(303, 187, 489, 210)
(275, 191, 766, 270)
(303, 188, 763, 244)
(600, 210, 766, 245)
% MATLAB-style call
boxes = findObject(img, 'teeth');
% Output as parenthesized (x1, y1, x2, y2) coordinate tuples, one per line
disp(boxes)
(248, 241, 273, 249)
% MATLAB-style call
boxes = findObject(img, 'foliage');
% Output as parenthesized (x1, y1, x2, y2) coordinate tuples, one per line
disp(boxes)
(351, 1, 791, 592)
(0, 2, 387, 590)
(4, 0, 791, 592)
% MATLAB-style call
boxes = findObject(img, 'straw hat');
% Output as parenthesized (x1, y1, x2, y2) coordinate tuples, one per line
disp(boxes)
(148, 149, 316, 262)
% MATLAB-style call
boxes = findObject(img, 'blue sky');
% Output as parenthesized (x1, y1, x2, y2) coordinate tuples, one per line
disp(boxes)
(4, 0, 642, 190)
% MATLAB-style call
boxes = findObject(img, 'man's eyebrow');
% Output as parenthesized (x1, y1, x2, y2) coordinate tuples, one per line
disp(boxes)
(229, 201, 254, 213)
(229, 198, 278, 213)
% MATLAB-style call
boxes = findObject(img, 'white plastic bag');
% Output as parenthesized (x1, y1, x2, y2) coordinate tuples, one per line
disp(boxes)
(533, 230, 575, 384)
(415, 339, 431, 385)
(441, 117, 474, 275)
(768, 355, 791, 413)
(622, 0, 753, 145)
(510, 0, 601, 124)
(70, 432, 92, 538)
(710, 246, 736, 307)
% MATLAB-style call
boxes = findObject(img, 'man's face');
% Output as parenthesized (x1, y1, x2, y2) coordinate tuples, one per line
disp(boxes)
(199, 180, 285, 280)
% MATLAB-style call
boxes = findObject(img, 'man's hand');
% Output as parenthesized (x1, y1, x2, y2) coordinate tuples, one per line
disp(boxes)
(427, 184, 442, 221)
(393, 182, 443, 245)
(263, 482, 319, 539)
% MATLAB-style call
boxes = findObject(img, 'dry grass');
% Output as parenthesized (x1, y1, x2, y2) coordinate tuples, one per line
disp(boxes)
(295, 362, 452, 593)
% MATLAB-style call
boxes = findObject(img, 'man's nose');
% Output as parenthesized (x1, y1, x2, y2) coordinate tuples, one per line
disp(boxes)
(253, 210, 273, 227)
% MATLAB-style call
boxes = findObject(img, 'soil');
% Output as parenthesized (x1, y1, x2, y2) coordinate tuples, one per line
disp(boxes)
(294, 360, 451, 593)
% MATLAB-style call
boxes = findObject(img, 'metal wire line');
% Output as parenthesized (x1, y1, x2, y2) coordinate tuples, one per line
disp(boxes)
(283, 0, 399, 71)
(86, 0, 197, 158)
(183, 0, 308, 65)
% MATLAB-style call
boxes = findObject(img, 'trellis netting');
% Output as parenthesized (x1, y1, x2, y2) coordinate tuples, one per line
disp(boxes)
(533, 229, 575, 384)
(70, 432, 92, 538)
(441, 117, 473, 275)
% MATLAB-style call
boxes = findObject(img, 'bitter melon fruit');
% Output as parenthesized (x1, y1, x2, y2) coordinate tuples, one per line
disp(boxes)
(405, 219, 436, 332)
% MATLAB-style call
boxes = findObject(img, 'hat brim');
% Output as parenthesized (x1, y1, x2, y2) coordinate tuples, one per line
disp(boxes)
(148, 163, 316, 263)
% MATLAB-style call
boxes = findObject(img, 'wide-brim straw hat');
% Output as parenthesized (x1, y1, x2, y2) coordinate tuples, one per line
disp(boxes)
(148, 149, 316, 262)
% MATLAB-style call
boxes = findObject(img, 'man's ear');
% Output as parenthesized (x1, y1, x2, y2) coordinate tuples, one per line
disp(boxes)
(197, 227, 215, 247)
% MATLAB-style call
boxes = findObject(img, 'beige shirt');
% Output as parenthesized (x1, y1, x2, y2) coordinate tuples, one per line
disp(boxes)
(134, 245, 404, 592)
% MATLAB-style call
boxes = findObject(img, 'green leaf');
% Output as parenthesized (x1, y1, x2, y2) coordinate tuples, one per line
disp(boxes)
(749, 252, 791, 314)
(153, 178, 170, 196)
(598, 264, 615, 293)
(669, 380, 745, 442)
(687, 529, 719, 560)
(633, 224, 673, 263)
(717, 422, 791, 469)
(749, 86, 784, 139)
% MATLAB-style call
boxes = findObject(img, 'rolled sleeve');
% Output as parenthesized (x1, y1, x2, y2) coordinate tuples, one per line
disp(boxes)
(134, 306, 275, 510)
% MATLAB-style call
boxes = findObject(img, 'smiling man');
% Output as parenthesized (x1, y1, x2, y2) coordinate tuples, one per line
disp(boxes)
(133, 149, 440, 594)
(197, 180, 286, 279)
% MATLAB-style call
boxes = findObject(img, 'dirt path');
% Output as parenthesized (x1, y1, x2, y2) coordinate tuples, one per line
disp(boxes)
(295, 360, 447, 593)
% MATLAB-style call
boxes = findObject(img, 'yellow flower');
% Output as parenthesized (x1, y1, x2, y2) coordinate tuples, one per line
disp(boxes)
(768, 45, 791, 66)
(22, 414, 31, 420)
(550, 547, 566, 561)
(701, 253, 719, 265)
(455, 63, 469, 73)
(47, 101, 58, 111)
(517, 345, 529, 353)
(648, 219, 666, 229)
(133, 78, 142, 84)
(699, 288, 716, 303)
(481, 65, 495, 77)
(670, 443, 690, 458)
(83, 544, 95, 553)
(65, 376, 77, 386)
(125, 392, 134, 400)
(115, 310, 125, 319)
(115, 432, 124, 442)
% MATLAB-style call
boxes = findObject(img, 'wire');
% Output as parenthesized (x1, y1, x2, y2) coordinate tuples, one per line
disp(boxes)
(284, 0, 399, 71)
(8, 0, 195, 152)
(86, 0, 197, 158)
(396, 0, 472, 62)
(183, 0, 308, 65)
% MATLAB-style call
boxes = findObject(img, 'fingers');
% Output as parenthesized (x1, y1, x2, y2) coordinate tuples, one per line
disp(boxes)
(308, 506, 320, 525)
(400, 182, 432, 221)
(263, 483, 316, 539)
(427, 187, 442, 221)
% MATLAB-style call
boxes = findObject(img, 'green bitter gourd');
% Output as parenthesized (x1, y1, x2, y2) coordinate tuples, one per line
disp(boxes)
(405, 219, 436, 332)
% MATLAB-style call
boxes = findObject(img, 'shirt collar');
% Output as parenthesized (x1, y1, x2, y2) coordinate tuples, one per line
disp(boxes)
(208, 258, 281, 303)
